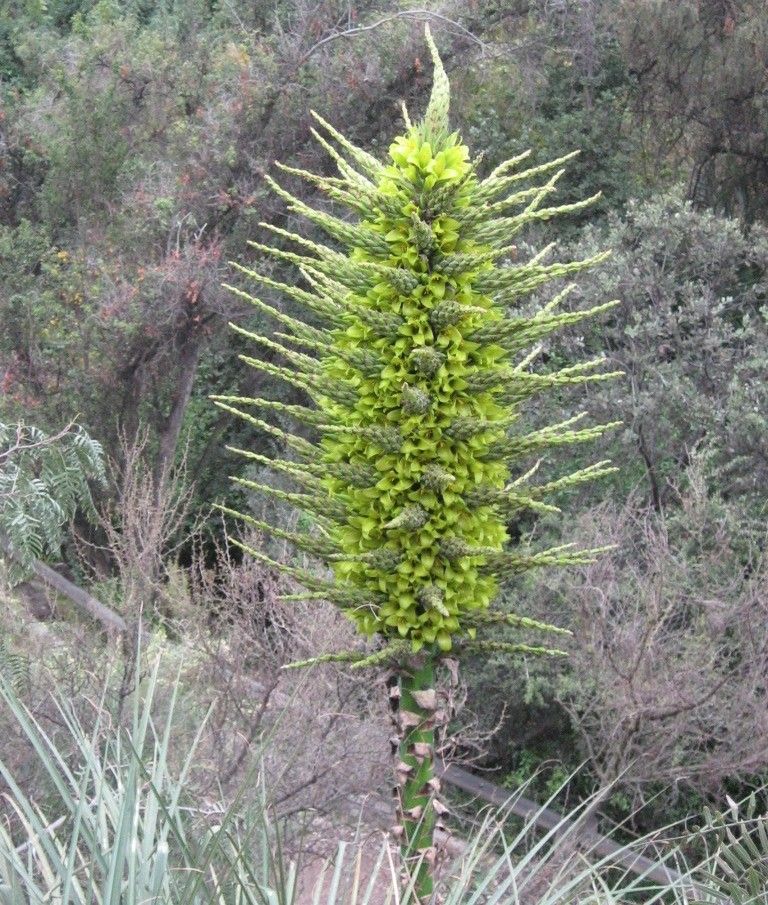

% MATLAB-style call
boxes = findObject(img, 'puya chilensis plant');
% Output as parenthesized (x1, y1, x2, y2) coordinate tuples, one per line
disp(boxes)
(214, 27, 620, 899)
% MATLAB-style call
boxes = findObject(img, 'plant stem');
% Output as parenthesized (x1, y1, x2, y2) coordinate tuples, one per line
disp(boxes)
(397, 656, 438, 901)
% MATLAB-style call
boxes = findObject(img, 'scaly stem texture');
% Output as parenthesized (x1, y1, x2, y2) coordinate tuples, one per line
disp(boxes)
(397, 658, 437, 899)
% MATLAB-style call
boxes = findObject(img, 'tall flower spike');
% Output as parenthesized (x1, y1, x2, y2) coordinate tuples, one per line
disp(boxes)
(218, 26, 620, 900)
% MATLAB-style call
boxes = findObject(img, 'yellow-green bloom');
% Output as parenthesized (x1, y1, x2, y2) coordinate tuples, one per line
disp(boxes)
(216, 30, 618, 656)
(215, 26, 621, 895)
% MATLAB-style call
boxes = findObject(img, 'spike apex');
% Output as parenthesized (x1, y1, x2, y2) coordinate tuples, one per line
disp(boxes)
(423, 25, 450, 140)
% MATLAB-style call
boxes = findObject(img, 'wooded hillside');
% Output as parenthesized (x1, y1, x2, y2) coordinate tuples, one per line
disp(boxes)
(2, 0, 767, 846)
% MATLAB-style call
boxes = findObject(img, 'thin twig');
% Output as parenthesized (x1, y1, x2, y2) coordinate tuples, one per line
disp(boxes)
(295, 9, 488, 68)
(0, 421, 77, 465)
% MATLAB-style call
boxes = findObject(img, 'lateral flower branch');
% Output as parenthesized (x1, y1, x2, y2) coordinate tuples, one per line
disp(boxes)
(214, 26, 620, 899)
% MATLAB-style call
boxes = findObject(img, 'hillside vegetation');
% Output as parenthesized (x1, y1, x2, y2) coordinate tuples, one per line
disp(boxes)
(1, 0, 767, 889)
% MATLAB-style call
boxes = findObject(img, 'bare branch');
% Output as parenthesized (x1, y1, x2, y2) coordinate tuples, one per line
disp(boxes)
(295, 9, 488, 69)
(0, 420, 76, 467)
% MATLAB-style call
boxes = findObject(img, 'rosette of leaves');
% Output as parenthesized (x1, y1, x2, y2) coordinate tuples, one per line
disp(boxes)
(214, 27, 620, 897)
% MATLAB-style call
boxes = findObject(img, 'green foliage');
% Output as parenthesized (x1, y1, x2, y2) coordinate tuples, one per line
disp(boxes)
(539, 192, 768, 517)
(0, 651, 740, 905)
(0, 638, 29, 695)
(615, 0, 768, 222)
(0, 221, 105, 428)
(695, 795, 768, 905)
(0, 658, 296, 905)
(503, 749, 571, 801)
(457, 7, 646, 227)
(220, 29, 619, 659)
(0, 420, 104, 581)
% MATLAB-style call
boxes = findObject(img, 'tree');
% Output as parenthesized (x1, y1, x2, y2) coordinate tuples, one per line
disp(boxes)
(454, 0, 645, 227)
(615, 0, 768, 222)
(217, 27, 619, 898)
(0, 1, 464, 513)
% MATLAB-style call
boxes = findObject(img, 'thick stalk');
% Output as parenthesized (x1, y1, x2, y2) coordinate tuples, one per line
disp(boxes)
(395, 656, 439, 901)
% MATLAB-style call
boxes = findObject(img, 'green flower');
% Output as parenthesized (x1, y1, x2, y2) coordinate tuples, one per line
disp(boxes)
(215, 27, 621, 659)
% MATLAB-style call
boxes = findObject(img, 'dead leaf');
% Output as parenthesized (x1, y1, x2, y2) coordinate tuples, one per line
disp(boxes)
(412, 688, 437, 710)
(399, 709, 422, 730)
(412, 741, 432, 759)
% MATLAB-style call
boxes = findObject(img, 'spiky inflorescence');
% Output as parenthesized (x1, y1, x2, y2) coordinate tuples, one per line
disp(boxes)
(216, 30, 619, 662)
(218, 29, 621, 897)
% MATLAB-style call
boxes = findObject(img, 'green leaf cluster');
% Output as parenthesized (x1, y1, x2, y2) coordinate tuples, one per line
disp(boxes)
(0, 421, 105, 582)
